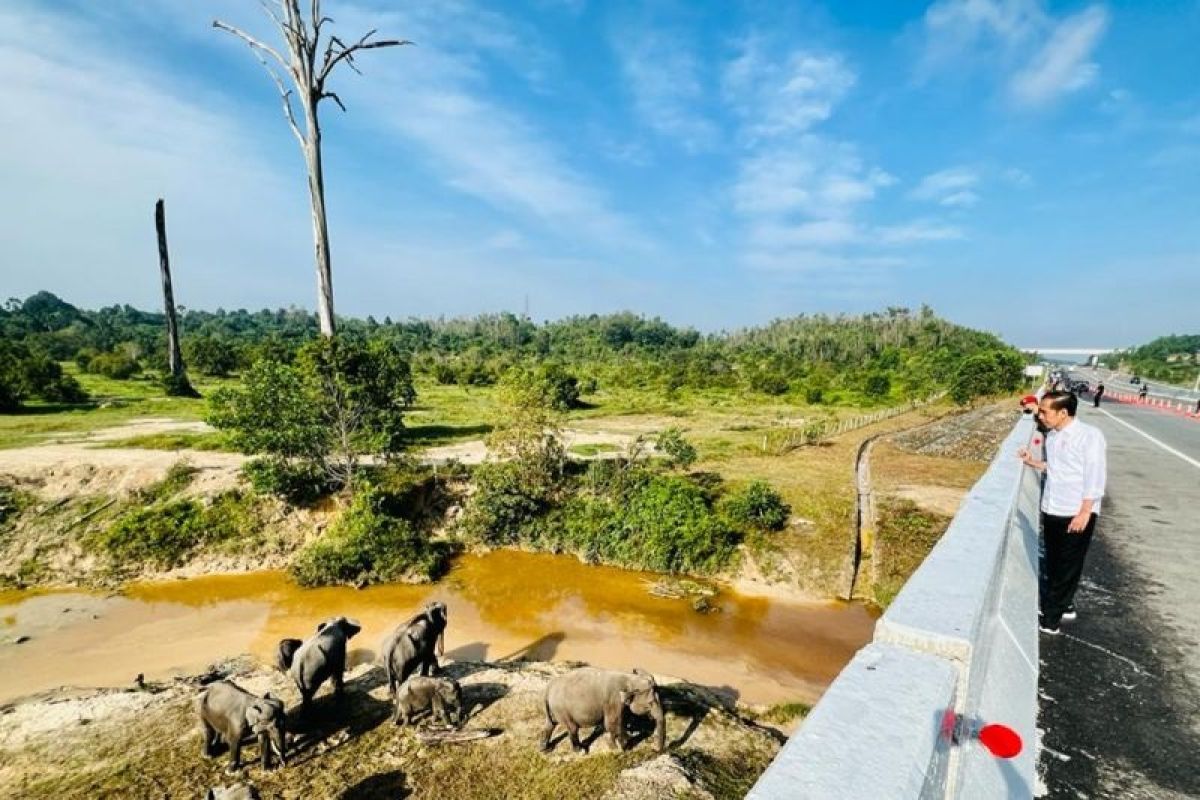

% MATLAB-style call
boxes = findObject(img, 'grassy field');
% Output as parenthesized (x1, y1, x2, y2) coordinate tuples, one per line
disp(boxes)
(2, 365, 970, 598)
(0, 367, 235, 450)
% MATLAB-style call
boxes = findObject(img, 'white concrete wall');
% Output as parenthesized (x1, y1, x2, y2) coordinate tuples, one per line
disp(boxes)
(747, 416, 1038, 799)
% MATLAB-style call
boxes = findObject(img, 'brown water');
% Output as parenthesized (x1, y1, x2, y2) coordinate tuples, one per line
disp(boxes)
(0, 551, 875, 706)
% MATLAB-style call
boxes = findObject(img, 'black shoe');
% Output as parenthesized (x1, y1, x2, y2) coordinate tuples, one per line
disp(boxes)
(1038, 616, 1061, 635)
(1062, 605, 1077, 622)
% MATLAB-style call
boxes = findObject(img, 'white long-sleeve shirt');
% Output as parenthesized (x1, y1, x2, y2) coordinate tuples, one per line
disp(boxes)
(1042, 418, 1107, 516)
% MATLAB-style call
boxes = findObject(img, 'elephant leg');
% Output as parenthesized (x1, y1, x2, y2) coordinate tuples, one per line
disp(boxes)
(432, 694, 446, 726)
(604, 705, 627, 751)
(564, 719, 584, 752)
(201, 721, 218, 757)
(227, 739, 243, 774)
(540, 718, 557, 752)
(259, 732, 271, 771)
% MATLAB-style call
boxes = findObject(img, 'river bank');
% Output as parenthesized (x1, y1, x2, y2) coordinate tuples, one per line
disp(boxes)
(0, 654, 784, 800)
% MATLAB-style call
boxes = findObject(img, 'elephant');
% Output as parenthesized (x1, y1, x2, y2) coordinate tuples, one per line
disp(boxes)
(541, 668, 666, 754)
(380, 601, 448, 701)
(393, 675, 463, 727)
(277, 616, 362, 710)
(275, 638, 302, 674)
(197, 680, 287, 773)
(205, 786, 260, 800)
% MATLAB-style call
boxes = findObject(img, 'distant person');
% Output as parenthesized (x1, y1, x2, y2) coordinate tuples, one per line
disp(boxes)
(1139, 383, 1149, 401)
(1018, 391, 1107, 634)
(1094, 381, 1105, 408)
(1194, 397, 1200, 416)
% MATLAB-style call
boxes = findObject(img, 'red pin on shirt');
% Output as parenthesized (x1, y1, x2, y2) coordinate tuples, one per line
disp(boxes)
(978, 724, 1023, 759)
(1032, 436, 1041, 446)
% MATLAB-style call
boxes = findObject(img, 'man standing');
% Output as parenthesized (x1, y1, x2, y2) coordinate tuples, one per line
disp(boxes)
(1018, 391, 1107, 634)
(1094, 381, 1105, 408)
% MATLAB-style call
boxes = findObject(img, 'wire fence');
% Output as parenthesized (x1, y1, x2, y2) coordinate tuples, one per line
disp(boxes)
(761, 393, 946, 455)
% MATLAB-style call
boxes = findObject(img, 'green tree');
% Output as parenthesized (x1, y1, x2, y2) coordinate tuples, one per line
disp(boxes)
(864, 372, 892, 398)
(207, 336, 414, 492)
(185, 335, 241, 377)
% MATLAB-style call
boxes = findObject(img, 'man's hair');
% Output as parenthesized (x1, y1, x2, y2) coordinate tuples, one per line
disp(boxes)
(1042, 390, 1077, 416)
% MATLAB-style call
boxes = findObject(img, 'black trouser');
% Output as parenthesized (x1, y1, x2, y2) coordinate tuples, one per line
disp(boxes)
(1093, 393, 1103, 407)
(1041, 512, 1097, 625)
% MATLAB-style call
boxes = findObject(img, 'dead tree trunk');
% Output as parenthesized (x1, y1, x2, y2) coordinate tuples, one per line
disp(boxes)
(155, 199, 198, 398)
(214, 1, 409, 338)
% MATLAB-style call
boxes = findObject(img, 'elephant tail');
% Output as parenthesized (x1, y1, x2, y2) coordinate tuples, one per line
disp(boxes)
(276, 638, 303, 672)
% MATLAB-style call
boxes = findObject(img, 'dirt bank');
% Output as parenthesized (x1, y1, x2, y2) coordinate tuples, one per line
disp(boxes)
(0, 656, 783, 799)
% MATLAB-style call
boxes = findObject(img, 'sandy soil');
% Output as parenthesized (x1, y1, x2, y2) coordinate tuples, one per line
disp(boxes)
(0, 419, 244, 500)
(1, 420, 648, 499)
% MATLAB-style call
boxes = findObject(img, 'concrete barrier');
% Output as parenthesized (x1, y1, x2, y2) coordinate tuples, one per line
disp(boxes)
(748, 416, 1038, 799)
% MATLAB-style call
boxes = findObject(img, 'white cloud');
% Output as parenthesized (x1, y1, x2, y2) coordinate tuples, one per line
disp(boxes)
(613, 29, 718, 151)
(733, 138, 894, 219)
(724, 41, 856, 140)
(316, 5, 649, 248)
(911, 167, 980, 203)
(917, 0, 1109, 108)
(1002, 167, 1034, 186)
(875, 220, 966, 245)
(743, 249, 907, 274)
(1009, 6, 1108, 107)
(0, 5, 313, 311)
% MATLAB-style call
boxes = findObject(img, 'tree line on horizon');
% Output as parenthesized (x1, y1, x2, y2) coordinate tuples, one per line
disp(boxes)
(1, 290, 1026, 411)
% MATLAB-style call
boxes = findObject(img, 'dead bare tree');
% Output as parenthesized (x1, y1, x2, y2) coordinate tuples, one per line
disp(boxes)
(155, 199, 199, 397)
(214, 1, 409, 337)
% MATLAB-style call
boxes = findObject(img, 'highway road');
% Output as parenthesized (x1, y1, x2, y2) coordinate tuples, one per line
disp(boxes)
(1073, 365, 1200, 407)
(1038, 385, 1200, 798)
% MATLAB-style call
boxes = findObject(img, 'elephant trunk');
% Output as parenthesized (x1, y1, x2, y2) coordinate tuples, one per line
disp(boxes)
(437, 630, 445, 658)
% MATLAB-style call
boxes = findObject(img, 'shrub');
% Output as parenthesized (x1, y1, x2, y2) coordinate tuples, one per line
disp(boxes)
(563, 473, 740, 574)
(289, 487, 448, 587)
(242, 458, 332, 505)
(655, 427, 697, 470)
(805, 386, 824, 404)
(88, 350, 140, 379)
(93, 490, 260, 570)
(718, 480, 791, 532)
(459, 461, 555, 545)
(138, 461, 198, 503)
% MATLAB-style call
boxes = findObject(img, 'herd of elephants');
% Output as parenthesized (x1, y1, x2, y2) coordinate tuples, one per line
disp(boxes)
(198, 600, 668, 785)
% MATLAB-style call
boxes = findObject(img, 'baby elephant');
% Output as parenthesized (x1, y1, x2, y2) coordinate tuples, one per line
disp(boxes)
(542, 668, 666, 754)
(198, 680, 287, 773)
(394, 676, 463, 727)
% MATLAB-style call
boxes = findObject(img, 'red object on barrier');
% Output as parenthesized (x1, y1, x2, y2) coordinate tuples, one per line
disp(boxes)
(978, 724, 1023, 758)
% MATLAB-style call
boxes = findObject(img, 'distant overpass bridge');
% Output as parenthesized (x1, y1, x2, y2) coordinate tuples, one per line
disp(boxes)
(1021, 347, 1118, 356)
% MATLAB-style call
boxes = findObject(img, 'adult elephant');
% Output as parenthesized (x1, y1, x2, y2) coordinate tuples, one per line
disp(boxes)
(541, 667, 666, 754)
(278, 616, 361, 711)
(380, 601, 448, 700)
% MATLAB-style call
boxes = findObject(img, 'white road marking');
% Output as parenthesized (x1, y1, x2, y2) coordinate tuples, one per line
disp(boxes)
(1095, 408, 1200, 471)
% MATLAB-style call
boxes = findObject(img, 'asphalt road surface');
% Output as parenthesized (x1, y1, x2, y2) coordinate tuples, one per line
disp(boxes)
(1037, 397, 1200, 798)
(1073, 366, 1200, 406)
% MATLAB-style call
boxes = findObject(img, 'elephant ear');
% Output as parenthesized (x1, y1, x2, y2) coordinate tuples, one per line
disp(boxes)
(342, 618, 362, 638)
(245, 703, 265, 731)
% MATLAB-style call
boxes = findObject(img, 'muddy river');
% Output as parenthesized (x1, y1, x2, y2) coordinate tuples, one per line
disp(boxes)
(0, 551, 875, 707)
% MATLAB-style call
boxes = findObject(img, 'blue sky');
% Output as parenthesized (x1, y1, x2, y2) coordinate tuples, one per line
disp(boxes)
(1, 0, 1197, 348)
